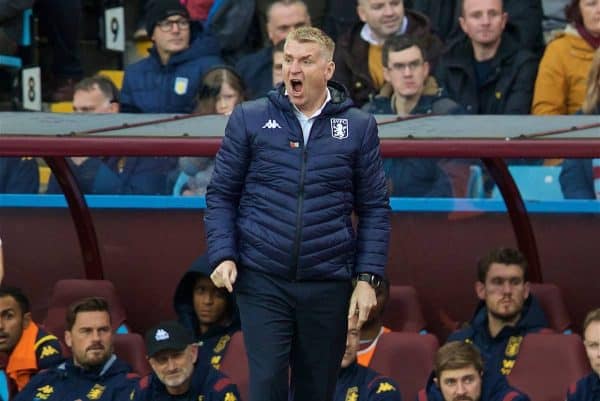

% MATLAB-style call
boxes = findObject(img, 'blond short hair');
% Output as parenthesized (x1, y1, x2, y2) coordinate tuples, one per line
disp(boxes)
(285, 26, 335, 61)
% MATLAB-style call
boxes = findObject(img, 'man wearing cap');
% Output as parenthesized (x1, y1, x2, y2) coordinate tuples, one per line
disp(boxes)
(14, 297, 138, 401)
(132, 321, 240, 401)
(120, 0, 222, 113)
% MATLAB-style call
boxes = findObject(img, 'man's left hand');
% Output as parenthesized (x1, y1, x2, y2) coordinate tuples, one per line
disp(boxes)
(348, 281, 377, 329)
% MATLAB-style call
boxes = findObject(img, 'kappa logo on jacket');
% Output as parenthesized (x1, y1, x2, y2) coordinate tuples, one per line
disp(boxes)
(262, 119, 282, 129)
(331, 118, 348, 139)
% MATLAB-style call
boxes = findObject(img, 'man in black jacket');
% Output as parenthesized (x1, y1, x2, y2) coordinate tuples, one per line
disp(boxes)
(434, 0, 539, 115)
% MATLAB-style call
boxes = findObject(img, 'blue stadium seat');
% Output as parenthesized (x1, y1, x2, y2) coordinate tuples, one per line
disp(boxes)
(491, 166, 563, 201)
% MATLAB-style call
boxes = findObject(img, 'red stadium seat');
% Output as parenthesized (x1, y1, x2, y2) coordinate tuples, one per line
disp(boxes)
(43, 279, 129, 338)
(113, 333, 152, 377)
(382, 285, 427, 332)
(507, 333, 591, 401)
(370, 332, 439, 401)
(219, 331, 249, 401)
(529, 283, 572, 333)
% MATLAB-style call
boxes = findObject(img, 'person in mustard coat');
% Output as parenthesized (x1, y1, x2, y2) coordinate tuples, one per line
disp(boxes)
(532, 0, 600, 115)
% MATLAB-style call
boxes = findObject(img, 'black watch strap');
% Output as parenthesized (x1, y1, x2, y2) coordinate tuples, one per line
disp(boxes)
(356, 273, 382, 288)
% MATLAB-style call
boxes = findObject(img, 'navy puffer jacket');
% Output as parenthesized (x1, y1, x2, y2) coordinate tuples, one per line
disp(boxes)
(206, 82, 390, 281)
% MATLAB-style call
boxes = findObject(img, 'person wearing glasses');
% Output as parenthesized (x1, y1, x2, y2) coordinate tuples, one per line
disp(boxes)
(567, 308, 600, 401)
(46, 75, 176, 195)
(434, 0, 539, 115)
(120, 0, 222, 113)
(363, 35, 455, 198)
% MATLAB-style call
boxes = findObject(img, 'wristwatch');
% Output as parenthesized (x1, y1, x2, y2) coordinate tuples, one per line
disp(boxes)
(356, 273, 382, 289)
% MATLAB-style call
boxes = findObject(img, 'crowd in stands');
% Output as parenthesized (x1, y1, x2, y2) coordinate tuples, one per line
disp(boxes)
(1, 0, 599, 199)
(0, 246, 598, 401)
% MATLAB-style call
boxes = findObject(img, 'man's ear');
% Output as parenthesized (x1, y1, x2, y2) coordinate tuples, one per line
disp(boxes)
(325, 60, 335, 81)
(459, 16, 467, 34)
(190, 345, 198, 364)
(64, 330, 72, 348)
(22, 311, 31, 329)
(475, 281, 486, 301)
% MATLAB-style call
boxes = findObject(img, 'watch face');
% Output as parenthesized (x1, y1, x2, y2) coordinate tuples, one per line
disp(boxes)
(371, 276, 382, 288)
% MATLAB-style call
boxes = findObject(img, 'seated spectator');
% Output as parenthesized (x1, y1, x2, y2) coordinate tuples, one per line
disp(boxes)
(14, 297, 138, 401)
(47, 76, 175, 195)
(186, 0, 257, 62)
(560, 49, 600, 199)
(235, 0, 311, 99)
(333, 0, 443, 107)
(356, 277, 391, 367)
(567, 308, 600, 401)
(256, 0, 324, 41)
(272, 40, 285, 86)
(335, 315, 401, 401)
(435, 0, 539, 115)
(132, 321, 240, 401)
(0, 287, 62, 397)
(363, 35, 454, 198)
(411, 0, 544, 56)
(120, 0, 222, 113)
(447, 248, 549, 378)
(532, 0, 600, 115)
(420, 341, 530, 401)
(0, 157, 38, 193)
(175, 66, 246, 196)
(173, 255, 240, 370)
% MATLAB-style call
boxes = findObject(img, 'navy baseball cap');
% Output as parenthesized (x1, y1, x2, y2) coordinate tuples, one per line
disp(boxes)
(145, 320, 194, 357)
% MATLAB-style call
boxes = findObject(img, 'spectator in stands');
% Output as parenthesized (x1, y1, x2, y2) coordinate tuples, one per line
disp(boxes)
(363, 35, 455, 198)
(356, 277, 391, 367)
(133, 320, 240, 401)
(173, 254, 240, 370)
(411, 0, 544, 56)
(173, 66, 246, 196)
(185, 0, 257, 63)
(256, 0, 324, 41)
(333, 0, 443, 107)
(566, 308, 600, 401)
(335, 315, 401, 401)
(35, 0, 84, 102)
(120, 0, 222, 113)
(235, 0, 311, 99)
(0, 287, 62, 398)
(420, 341, 530, 401)
(46, 75, 175, 195)
(14, 297, 138, 401)
(0, 157, 38, 193)
(559, 48, 600, 199)
(435, 0, 539, 115)
(447, 248, 549, 378)
(532, 0, 600, 115)
(272, 40, 285, 86)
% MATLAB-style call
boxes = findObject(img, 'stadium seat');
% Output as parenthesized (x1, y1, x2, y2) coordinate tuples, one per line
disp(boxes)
(97, 70, 124, 89)
(491, 166, 563, 201)
(370, 332, 439, 401)
(529, 283, 572, 333)
(49, 102, 73, 113)
(382, 285, 427, 332)
(507, 333, 591, 401)
(113, 333, 152, 377)
(43, 279, 130, 338)
(219, 331, 249, 401)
